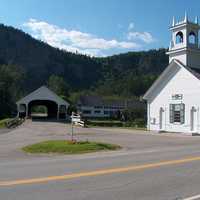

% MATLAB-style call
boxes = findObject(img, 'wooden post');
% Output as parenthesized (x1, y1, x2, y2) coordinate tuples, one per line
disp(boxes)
(57, 104, 59, 120)
(26, 104, 28, 119)
(71, 121, 74, 141)
(17, 104, 19, 118)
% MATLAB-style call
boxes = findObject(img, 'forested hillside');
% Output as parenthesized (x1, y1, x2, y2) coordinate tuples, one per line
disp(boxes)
(95, 49, 168, 96)
(0, 24, 169, 118)
(0, 24, 102, 92)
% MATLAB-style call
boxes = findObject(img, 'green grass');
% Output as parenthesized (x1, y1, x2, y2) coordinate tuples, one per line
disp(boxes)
(85, 118, 146, 128)
(22, 140, 121, 154)
(0, 118, 11, 128)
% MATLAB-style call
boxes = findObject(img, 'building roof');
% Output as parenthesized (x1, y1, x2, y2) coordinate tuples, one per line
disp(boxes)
(16, 86, 69, 106)
(77, 95, 143, 108)
(143, 59, 200, 100)
(78, 95, 103, 107)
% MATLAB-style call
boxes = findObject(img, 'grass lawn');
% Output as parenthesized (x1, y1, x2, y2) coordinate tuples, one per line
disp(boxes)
(0, 118, 10, 128)
(22, 140, 121, 154)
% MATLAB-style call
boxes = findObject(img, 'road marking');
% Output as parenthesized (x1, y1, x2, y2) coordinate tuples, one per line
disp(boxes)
(183, 194, 200, 200)
(1, 156, 200, 187)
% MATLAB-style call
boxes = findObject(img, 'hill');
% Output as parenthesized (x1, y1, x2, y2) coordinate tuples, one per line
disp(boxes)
(0, 24, 169, 118)
(0, 24, 102, 92)
(95, 49, 168, 96)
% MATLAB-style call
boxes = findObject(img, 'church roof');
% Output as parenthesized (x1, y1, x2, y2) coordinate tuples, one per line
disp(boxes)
(16, 86, 69, 106)
(143, 59, 200, 100)
(175, 59, 200, 80)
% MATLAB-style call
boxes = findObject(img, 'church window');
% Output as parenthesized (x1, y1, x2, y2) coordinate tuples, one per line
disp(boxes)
(176, 32, 184, 44)
(169, 103, 185, 124)
(188, 32, 196, 44)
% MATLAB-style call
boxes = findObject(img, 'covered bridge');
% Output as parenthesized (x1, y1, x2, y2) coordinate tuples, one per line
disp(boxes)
(16, 86, 69, 119)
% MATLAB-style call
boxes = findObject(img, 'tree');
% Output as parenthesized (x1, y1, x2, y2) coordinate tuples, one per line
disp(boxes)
(0, 64, 24, 119)
(47, 75, 69, 98)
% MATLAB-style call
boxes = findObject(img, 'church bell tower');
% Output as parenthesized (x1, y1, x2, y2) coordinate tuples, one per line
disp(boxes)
(166, 13, 200, 69)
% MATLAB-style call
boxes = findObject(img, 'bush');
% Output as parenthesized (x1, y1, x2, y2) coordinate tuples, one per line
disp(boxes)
(134, 118, 145, 127)
(87, 120, 123, 127)
(122, 106, 146, 122)
(86, 118, 146, 128)
(123, 118, 145, 128)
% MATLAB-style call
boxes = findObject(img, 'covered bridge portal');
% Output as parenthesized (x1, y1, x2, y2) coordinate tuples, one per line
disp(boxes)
(16, 86, 69, 120)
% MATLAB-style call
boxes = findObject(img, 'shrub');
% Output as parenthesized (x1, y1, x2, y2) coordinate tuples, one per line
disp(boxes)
(123, 118, 145, 128)
(87, 120, 123, 127)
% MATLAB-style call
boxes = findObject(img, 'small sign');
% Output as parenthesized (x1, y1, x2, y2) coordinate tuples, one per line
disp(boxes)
(71, 113, 85, 127)
(172, 94, 183, 100)
(71, 113, 81, 123)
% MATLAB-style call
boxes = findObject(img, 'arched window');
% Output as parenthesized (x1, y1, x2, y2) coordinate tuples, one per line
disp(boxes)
(176, 31, 183, 44)
(188, 32, 196, 44)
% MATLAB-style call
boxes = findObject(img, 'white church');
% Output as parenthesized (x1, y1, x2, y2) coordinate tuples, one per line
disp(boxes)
(143, 14, 200, 134)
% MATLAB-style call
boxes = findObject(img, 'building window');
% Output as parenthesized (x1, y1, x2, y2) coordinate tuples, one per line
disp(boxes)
(83, 110, 91, 114)
(169, 104, 185, 124)
(176, 31, 184, 44)
(94, 110, 101, 114)
(104, 111, 109, 115)
(189, 32, 196, 44)
(94, 106, 102, 109)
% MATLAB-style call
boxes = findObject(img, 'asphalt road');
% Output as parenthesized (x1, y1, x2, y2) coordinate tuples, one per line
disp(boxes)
(0, 128, 10, 135)
(1, 121, 200, 200)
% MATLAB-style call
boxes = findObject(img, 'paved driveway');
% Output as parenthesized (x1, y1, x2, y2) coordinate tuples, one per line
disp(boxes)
(1, 120, 200, 161)
(0, 128, 10, 135)
(0, 121, 200, 160)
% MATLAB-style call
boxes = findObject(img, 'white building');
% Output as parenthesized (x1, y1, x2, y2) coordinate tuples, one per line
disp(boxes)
(143, 14, 200, 134)
(77, 95, 143, 118)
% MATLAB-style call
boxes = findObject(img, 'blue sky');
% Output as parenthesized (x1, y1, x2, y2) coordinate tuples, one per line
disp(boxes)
(0, 0, 200, 56)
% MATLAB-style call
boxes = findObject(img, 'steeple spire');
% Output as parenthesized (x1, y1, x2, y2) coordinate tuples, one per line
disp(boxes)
(184, 11, 188, 22)
(195, 16, 198, 24)
(172, 16, 175, 26)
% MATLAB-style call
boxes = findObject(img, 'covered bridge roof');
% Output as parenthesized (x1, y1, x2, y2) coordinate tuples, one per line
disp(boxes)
(16, 86, 69, 106)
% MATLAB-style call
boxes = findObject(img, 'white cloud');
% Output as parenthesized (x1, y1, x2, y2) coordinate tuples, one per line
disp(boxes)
(127, 31, 155, 44)
(127, 22, 155, 44)
(23, 19, 140, 57)
(128, 22, 134, 30)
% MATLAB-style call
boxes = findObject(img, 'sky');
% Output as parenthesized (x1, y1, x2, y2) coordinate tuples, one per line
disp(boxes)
(0, 0, 200, 57)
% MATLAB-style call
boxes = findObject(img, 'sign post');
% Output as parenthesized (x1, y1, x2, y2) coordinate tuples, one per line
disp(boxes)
(70, 112, 84, 141)
(71, 121, 74, 141)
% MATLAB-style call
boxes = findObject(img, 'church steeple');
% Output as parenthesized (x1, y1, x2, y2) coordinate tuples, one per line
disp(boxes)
(195, 16, 198, 24)
(167, 14, 200, 69)
(184, 12, 188, 23)
(172, 16, 175, 27)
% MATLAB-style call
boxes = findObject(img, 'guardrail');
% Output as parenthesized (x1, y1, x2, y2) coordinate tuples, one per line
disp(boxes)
(6, 118, 25, 129)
